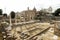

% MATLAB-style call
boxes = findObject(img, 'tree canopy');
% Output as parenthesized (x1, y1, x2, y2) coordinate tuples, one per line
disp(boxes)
(0, 9, 3, 15)
(3, 13, 7, 18)
(10, 11, 15, 19)
(54, 8, 60, 16)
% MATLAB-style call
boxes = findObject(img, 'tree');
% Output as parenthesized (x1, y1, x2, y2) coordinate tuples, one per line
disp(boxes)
(3, 13, 7, 18)
(35, 11, 43, 20)
(54, 8, 60, 16)
(0, 9, 3, 15)
(10, 11, 15, 19)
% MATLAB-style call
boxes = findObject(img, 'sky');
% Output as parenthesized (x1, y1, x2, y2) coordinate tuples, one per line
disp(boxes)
(0, 0, 60, 15)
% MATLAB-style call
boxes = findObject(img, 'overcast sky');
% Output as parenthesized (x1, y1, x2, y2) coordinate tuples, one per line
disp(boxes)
(0, 0, 60, 14)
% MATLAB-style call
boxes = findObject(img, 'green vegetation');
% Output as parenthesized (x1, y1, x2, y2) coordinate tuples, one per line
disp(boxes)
(0, 9, 3, 15)
(10, 11, 15, 19)
(53, 8, 60, 16)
